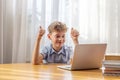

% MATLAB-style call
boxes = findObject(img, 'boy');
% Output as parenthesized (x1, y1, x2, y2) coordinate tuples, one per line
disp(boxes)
(32, 21, 79, 65)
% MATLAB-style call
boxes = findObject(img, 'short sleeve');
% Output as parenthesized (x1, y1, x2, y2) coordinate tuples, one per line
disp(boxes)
(65, 46, 73, 60)
(68, 46, 74, 58)
(64, 45, 74, 64)
(40, 46, 48, 59)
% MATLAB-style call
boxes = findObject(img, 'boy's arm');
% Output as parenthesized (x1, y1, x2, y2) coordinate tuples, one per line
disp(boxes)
(71, 28, 79, 45)
(69, 28, 79, 64)
(32, 26, 45, 65)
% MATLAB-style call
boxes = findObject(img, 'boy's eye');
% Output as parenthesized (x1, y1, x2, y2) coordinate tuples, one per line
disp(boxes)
(62, 35, 65, 38)
(55, 35, 65, 38)
(56, 36, 60, 38)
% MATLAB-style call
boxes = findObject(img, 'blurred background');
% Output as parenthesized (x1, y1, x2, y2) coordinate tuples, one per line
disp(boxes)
(0, 0, 120, 64)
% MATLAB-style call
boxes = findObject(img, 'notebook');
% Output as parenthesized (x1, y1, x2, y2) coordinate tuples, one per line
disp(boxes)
(57, 43, 107, 70)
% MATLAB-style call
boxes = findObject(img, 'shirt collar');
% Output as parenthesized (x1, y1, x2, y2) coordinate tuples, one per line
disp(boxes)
(50, 45, 66, 56)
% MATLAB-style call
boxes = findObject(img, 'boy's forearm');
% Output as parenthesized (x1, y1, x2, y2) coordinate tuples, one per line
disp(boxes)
(32, 37, 42, 65)
(73, 39, 79, 45)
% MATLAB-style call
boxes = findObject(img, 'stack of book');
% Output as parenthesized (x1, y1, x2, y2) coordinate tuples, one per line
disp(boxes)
(103, 60, 120, 76)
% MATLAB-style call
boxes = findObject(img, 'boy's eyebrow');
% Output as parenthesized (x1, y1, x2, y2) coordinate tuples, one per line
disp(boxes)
(55, 34, 65, 36)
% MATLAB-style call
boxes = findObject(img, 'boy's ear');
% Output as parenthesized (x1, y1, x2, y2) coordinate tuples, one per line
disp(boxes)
(47, 34, 51, 40)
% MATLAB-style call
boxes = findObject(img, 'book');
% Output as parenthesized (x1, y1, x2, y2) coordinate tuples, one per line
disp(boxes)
(103, 60, 120, 66)
(102, 60, 120, 76)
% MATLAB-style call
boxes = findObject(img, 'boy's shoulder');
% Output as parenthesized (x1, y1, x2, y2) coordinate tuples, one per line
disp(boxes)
(63, 45, 72, 49)
(42, 44, 52, 50)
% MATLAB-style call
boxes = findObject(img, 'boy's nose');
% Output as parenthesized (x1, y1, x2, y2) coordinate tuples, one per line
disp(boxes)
(58, 37, 63, 40)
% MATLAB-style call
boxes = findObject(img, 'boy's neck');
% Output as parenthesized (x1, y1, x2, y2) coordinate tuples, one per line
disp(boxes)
(52, 45, 62, 52)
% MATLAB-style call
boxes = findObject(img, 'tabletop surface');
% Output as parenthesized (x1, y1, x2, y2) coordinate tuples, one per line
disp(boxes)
(0, 63, 120, 80)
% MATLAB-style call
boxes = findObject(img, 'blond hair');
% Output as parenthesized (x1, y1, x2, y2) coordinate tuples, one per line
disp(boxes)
(48, 21, 67, 33)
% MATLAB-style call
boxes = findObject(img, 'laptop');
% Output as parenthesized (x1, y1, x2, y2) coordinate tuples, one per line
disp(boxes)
(57, 43, 107, 70)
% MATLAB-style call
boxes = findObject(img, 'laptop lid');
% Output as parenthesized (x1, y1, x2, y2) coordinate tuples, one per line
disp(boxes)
(71, 43, 107, 70)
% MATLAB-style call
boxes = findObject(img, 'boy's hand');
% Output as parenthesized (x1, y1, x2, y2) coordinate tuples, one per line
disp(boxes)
(38, 26, 45, 40)
(71, 28, 79, 40)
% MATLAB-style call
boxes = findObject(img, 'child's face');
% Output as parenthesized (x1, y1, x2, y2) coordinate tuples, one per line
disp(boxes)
(48, 31, 66, 50)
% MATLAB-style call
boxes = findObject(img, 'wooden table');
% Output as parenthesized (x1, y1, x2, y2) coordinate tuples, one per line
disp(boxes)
(0, 63, 120, 80)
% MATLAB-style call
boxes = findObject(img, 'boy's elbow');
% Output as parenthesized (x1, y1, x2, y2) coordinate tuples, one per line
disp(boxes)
(32, 61, 36, 65)
(32, 60, 39, 65)
(32, 62, 39, 65)
(31, 55, 43, 65)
